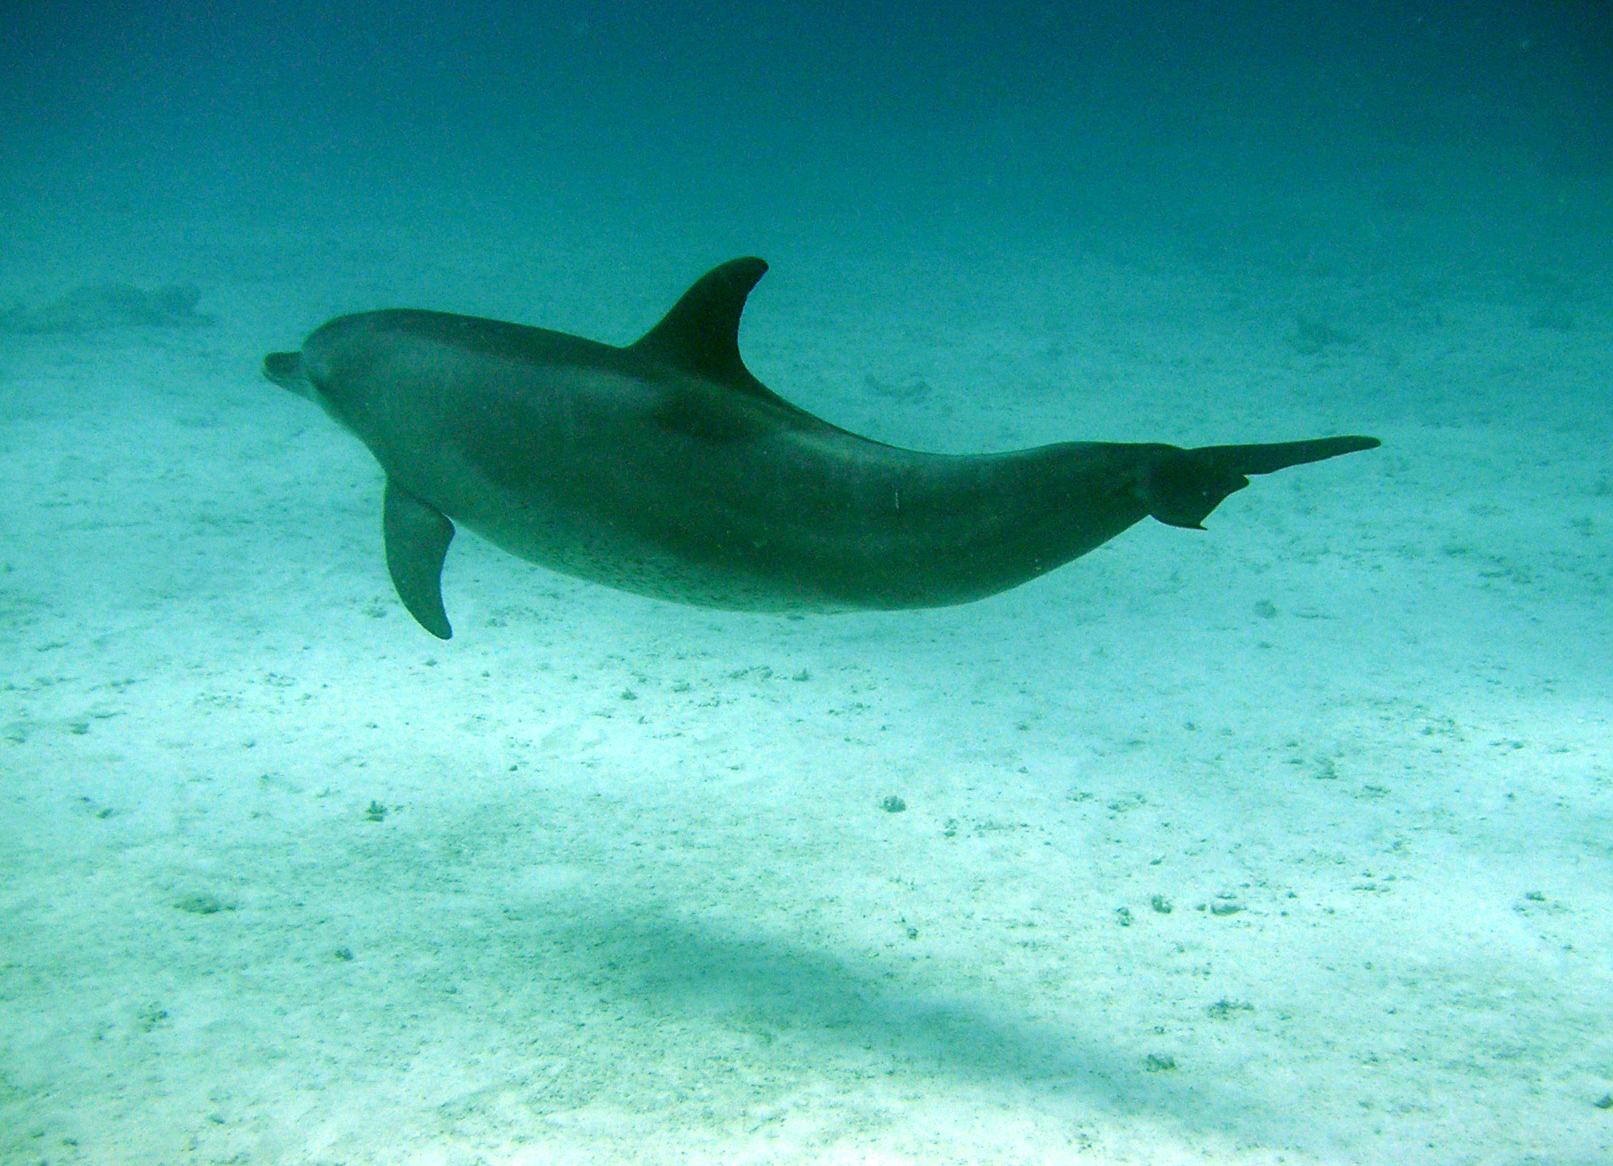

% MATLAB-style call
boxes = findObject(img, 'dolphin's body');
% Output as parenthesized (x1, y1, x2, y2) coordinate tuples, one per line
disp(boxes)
(264, 258, 1377, 638)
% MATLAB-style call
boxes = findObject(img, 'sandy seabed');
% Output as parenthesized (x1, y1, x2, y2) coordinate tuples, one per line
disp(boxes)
(2, 209, 1610, 1165)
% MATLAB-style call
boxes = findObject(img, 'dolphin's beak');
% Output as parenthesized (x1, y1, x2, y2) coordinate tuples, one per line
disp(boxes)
(263, 351, 308, 395)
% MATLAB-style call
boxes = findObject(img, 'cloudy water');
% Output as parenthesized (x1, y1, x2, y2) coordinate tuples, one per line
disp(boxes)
(2, 3, 1610, 1163)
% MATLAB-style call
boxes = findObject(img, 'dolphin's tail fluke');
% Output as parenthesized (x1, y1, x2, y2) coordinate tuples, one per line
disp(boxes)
(1142, 435, 1380, 530)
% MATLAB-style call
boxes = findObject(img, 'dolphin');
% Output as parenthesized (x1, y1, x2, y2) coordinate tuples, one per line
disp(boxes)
(263, 258, 1378, 639)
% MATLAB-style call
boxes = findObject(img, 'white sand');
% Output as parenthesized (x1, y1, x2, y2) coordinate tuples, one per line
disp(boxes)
(1, 198, 1610, 1166)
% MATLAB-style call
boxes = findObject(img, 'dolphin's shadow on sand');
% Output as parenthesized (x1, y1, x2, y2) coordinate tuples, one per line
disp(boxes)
(518, 903, 1282, 1142)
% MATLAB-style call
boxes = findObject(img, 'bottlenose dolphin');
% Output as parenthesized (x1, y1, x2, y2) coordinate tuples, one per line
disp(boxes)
(264, 258, 1378, 639)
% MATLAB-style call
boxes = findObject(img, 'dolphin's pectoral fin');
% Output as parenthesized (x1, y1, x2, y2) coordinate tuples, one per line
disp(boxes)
(382, 479, 456, 639)
(1144, 435, 1380, 529)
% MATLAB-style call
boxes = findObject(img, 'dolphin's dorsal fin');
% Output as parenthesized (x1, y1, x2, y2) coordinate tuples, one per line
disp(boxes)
(629, 257, 775, 397)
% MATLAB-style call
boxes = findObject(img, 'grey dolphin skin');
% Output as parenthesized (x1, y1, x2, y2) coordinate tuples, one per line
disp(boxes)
(264, 258, 1378, 639)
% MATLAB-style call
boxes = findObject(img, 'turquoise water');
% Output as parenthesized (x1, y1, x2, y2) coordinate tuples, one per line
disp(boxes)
(2, 4, 1610, 1162)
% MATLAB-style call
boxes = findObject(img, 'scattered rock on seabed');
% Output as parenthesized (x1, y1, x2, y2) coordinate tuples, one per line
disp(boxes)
(0, 283, 213, 333)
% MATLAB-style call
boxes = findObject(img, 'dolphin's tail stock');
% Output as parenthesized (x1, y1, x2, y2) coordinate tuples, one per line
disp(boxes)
(1141, 435, 1380, 530)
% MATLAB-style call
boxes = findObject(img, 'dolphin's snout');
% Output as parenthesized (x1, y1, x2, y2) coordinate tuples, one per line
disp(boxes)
(263, 351, 306, 394)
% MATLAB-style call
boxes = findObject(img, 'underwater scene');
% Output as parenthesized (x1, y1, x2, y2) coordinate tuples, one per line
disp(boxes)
(1, 2, 1610, 1163)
